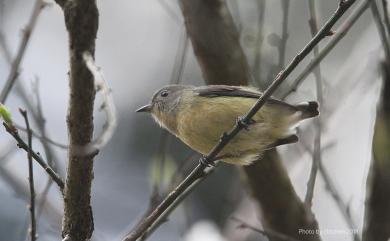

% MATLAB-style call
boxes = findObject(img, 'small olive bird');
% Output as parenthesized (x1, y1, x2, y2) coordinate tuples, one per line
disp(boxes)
(136, 85, 319, 165)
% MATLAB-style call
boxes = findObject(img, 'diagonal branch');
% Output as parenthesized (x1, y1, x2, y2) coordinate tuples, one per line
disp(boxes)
(282, 0, 370, 98)
(123, 1, 357, 240)
(3, 122, 65, 190)
(381, 0, 390, 36)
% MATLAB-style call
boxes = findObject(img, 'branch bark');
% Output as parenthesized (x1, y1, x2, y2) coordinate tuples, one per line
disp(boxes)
(3, 122, 65, 189)
(53, 0, 99, 240)
(20, 109, 37, 241)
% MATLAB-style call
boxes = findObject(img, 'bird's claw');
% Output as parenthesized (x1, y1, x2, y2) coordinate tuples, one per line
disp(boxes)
(236, 116, 255, 131)
(199, 156, 215, 167)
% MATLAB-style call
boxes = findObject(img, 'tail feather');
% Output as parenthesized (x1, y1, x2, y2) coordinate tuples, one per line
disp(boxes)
(296, 101, 319, 119)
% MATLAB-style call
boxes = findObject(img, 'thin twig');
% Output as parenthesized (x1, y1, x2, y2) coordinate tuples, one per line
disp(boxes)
(15, 124, 68, 149)
(281, 0, 370, 99)
(370, 0, 390, 61)
(0, 144, 63, 226)
(0, 0, 47, 103)
(139, 163, 214, 241)
(300, 137, 359, 238)
(20, 109, 37, 241)
(231, 217, 302, 241)
(381, 0, 390, 36)
(0, 30, 68, 163)
(30, 79, 61, 222)
(304, 0, 323, 207)
(3, 122, 65, 190)
(123, 1, 357, 240)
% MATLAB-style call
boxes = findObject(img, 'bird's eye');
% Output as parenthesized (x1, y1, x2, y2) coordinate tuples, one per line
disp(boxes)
(160, 90, 169, 97)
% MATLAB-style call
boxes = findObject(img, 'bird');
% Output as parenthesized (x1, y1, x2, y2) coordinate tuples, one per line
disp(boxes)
(136, 85, 319, 165)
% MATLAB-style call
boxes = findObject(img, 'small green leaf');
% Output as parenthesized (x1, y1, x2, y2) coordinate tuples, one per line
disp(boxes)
(0, 103, 13, 124)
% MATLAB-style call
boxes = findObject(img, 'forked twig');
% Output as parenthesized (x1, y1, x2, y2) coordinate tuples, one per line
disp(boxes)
(282, 0, 370, 98)
(3, 122, 65, 190)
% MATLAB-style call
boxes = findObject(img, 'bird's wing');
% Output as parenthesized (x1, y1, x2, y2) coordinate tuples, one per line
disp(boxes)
(194, 85, 297, 111)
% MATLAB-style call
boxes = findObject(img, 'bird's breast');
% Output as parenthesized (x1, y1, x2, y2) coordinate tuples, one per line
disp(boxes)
(176, 97, 254, 154)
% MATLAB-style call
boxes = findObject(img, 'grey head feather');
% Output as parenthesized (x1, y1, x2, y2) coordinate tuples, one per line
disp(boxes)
(151, 85, 193, 113)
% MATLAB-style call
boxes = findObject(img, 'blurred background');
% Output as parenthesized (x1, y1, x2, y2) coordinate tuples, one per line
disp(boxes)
(0, 0, 386, 240)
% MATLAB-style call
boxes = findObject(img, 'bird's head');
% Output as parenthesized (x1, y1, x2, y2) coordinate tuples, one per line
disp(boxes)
(136, 85, 192, 131)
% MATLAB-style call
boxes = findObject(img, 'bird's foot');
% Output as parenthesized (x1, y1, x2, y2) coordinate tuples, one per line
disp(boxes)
(236, 116, 255, 131)
(199, 156, 215, 167)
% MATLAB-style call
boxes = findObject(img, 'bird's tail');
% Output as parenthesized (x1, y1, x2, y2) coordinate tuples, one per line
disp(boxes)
(295, 101, 319, 120)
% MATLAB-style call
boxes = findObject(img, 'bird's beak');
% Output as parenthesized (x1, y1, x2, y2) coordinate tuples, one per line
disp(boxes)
(136, 104, 152, 113)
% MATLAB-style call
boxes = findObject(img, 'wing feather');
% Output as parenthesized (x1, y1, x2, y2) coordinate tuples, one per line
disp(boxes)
(194, 85, 298, 112)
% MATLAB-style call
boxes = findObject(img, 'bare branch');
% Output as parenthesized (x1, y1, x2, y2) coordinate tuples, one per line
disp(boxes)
(0, 32, 67, 177)
(124, 1, 358, 240)
(138, 160, 211, 241)
(300, 131, 359, 239)
(20, 109, 37, 241)
(304, 0, 324, 207)
(319, 162, 359, 239)
(15, 124, 68, 149)
(282, 0, 370, 99)
(381, 0, 390, 36)
(3, 122, 65, 190)
(0, 0, 47, 103)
